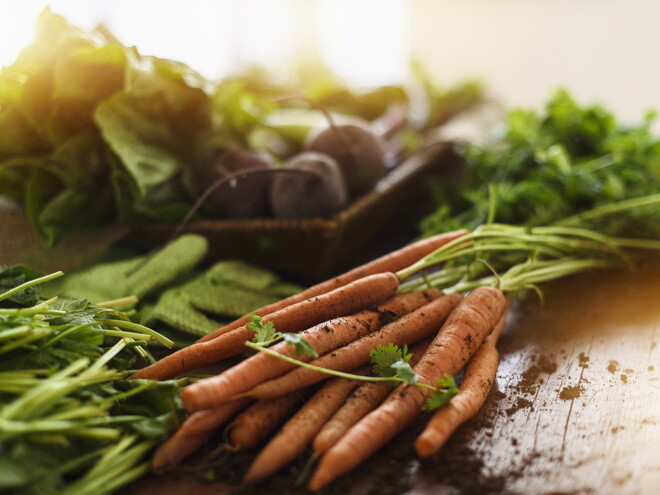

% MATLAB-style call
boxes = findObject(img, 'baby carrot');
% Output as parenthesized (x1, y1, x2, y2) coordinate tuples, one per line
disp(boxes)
(228, 391, 308, 451)
(151, 398, 250, 470)
(308, 286, 507, 491)
(243, 366, 369, 484)
(195, 229, 468, 343)
(312, 338, 432, 455)
(131, 272, 400, 381)
(245, 293, 463, 401)
(415, 305, 508, 457)
(180, 290, 440, 411)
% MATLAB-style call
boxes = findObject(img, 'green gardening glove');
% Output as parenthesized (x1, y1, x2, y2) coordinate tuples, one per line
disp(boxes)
(143, 260, 302, 337)
(42, 235, 208, 303)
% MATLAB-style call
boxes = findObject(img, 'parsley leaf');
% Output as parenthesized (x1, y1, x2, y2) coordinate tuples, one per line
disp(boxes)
(424, 374, 460, 411)
(246, 314, 317, 357)
(282, 333, 319, 358)
(247, 314, 278, 344)
(390, 360, 419, 385)
(370, 343, 416, 385)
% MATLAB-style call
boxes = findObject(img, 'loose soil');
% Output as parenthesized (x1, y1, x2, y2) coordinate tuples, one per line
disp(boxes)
(559, 385, 584, 401)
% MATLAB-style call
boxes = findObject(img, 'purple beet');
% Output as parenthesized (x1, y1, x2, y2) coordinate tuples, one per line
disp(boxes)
(196, 149, 275, 218)
(306, 124, 387, 198)
(270, 151, 348, 219)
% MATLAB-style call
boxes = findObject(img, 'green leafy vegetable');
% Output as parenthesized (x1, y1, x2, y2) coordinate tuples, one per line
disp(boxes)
(420, 89, 660, 240)
(0, 267, 184, 495)
(0, 9, 482, 244)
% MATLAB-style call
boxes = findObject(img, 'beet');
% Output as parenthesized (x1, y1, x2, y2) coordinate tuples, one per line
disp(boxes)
(270, 152, 348, 219)
(306, 124, 387, 198)
(196, 149, 275, 218)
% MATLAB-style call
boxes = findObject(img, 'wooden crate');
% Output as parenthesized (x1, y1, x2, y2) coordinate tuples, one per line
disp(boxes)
(133, 142, 460, 282)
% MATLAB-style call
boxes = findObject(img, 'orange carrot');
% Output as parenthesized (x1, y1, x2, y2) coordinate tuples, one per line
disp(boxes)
(180, 290, 440, 411)
(312, 338, 431, 455)
(180, 398, 253, 436)
(415, 305, 508, 457)
(228, 391, 308, 451)
(151, 398, 250, 470)
(245, 293, 463, 401)
(195, 229, 468, 343)
(243, 366, 369, 484)
(131, 272, 400, 381)
(308, 286, 507, 491)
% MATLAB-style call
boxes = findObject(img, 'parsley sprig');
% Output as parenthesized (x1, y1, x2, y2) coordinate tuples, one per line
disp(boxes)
(245, 315, 458, 411)
(247, 314, 318, 358)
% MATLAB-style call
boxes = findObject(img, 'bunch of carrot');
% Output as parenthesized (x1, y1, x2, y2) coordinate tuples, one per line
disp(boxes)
(132, 228, 520, 489)
(137, 205, 660, 489)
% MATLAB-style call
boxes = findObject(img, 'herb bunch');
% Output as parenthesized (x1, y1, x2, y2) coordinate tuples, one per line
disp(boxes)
(0, 266, 184, 495)
(420, 90, 660, 239)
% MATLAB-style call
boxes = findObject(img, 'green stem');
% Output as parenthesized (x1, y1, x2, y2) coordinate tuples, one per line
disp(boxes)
(103, 329, 155, 341)
(0, 271, 64, 302)
(96, 381, 153, 408)
(0, 325, 33, 341)
(0, 328, 52, 355)
(95, 296, 139, 309)
(245, 341, 437, 391)
(555, 193, 660, 226)
(245, 341, 396, 383)
(103, 319, 173, 348)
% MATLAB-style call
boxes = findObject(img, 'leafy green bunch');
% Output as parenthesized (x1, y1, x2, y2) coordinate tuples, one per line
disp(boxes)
(0, 9, 258, 244)
(420, 89, 660, 240)
(0, 266, 184, 495)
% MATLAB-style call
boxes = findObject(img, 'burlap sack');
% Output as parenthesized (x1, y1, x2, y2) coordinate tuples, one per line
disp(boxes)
(0, 198, 129, 272)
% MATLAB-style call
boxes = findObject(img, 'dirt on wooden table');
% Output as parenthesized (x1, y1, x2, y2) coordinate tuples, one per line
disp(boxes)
(129, 259, 660, 495)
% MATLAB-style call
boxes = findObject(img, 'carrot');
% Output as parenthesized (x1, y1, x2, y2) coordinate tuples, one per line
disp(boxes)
(151, 430, 207, 472)
(151, 398, 250, 470)
(243, 366, 370, 484)
(180, 290, 440, 411)
(131, 272, 400, 381)
(312, 338, 432, 455)
(308, 286, 507, 491)
(415, 305, 508, 457)
(195, 230, 468, 344)
(228, 391, 308, 451)
(180, 398, 252, 436)
(245, 293, 463, 401)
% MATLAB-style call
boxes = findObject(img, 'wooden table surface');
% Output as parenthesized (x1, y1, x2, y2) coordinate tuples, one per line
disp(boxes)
(131, 259, 660, 495)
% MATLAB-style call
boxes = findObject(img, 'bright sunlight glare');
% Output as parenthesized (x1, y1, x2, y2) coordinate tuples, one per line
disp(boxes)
(0, 0, 408, 87)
